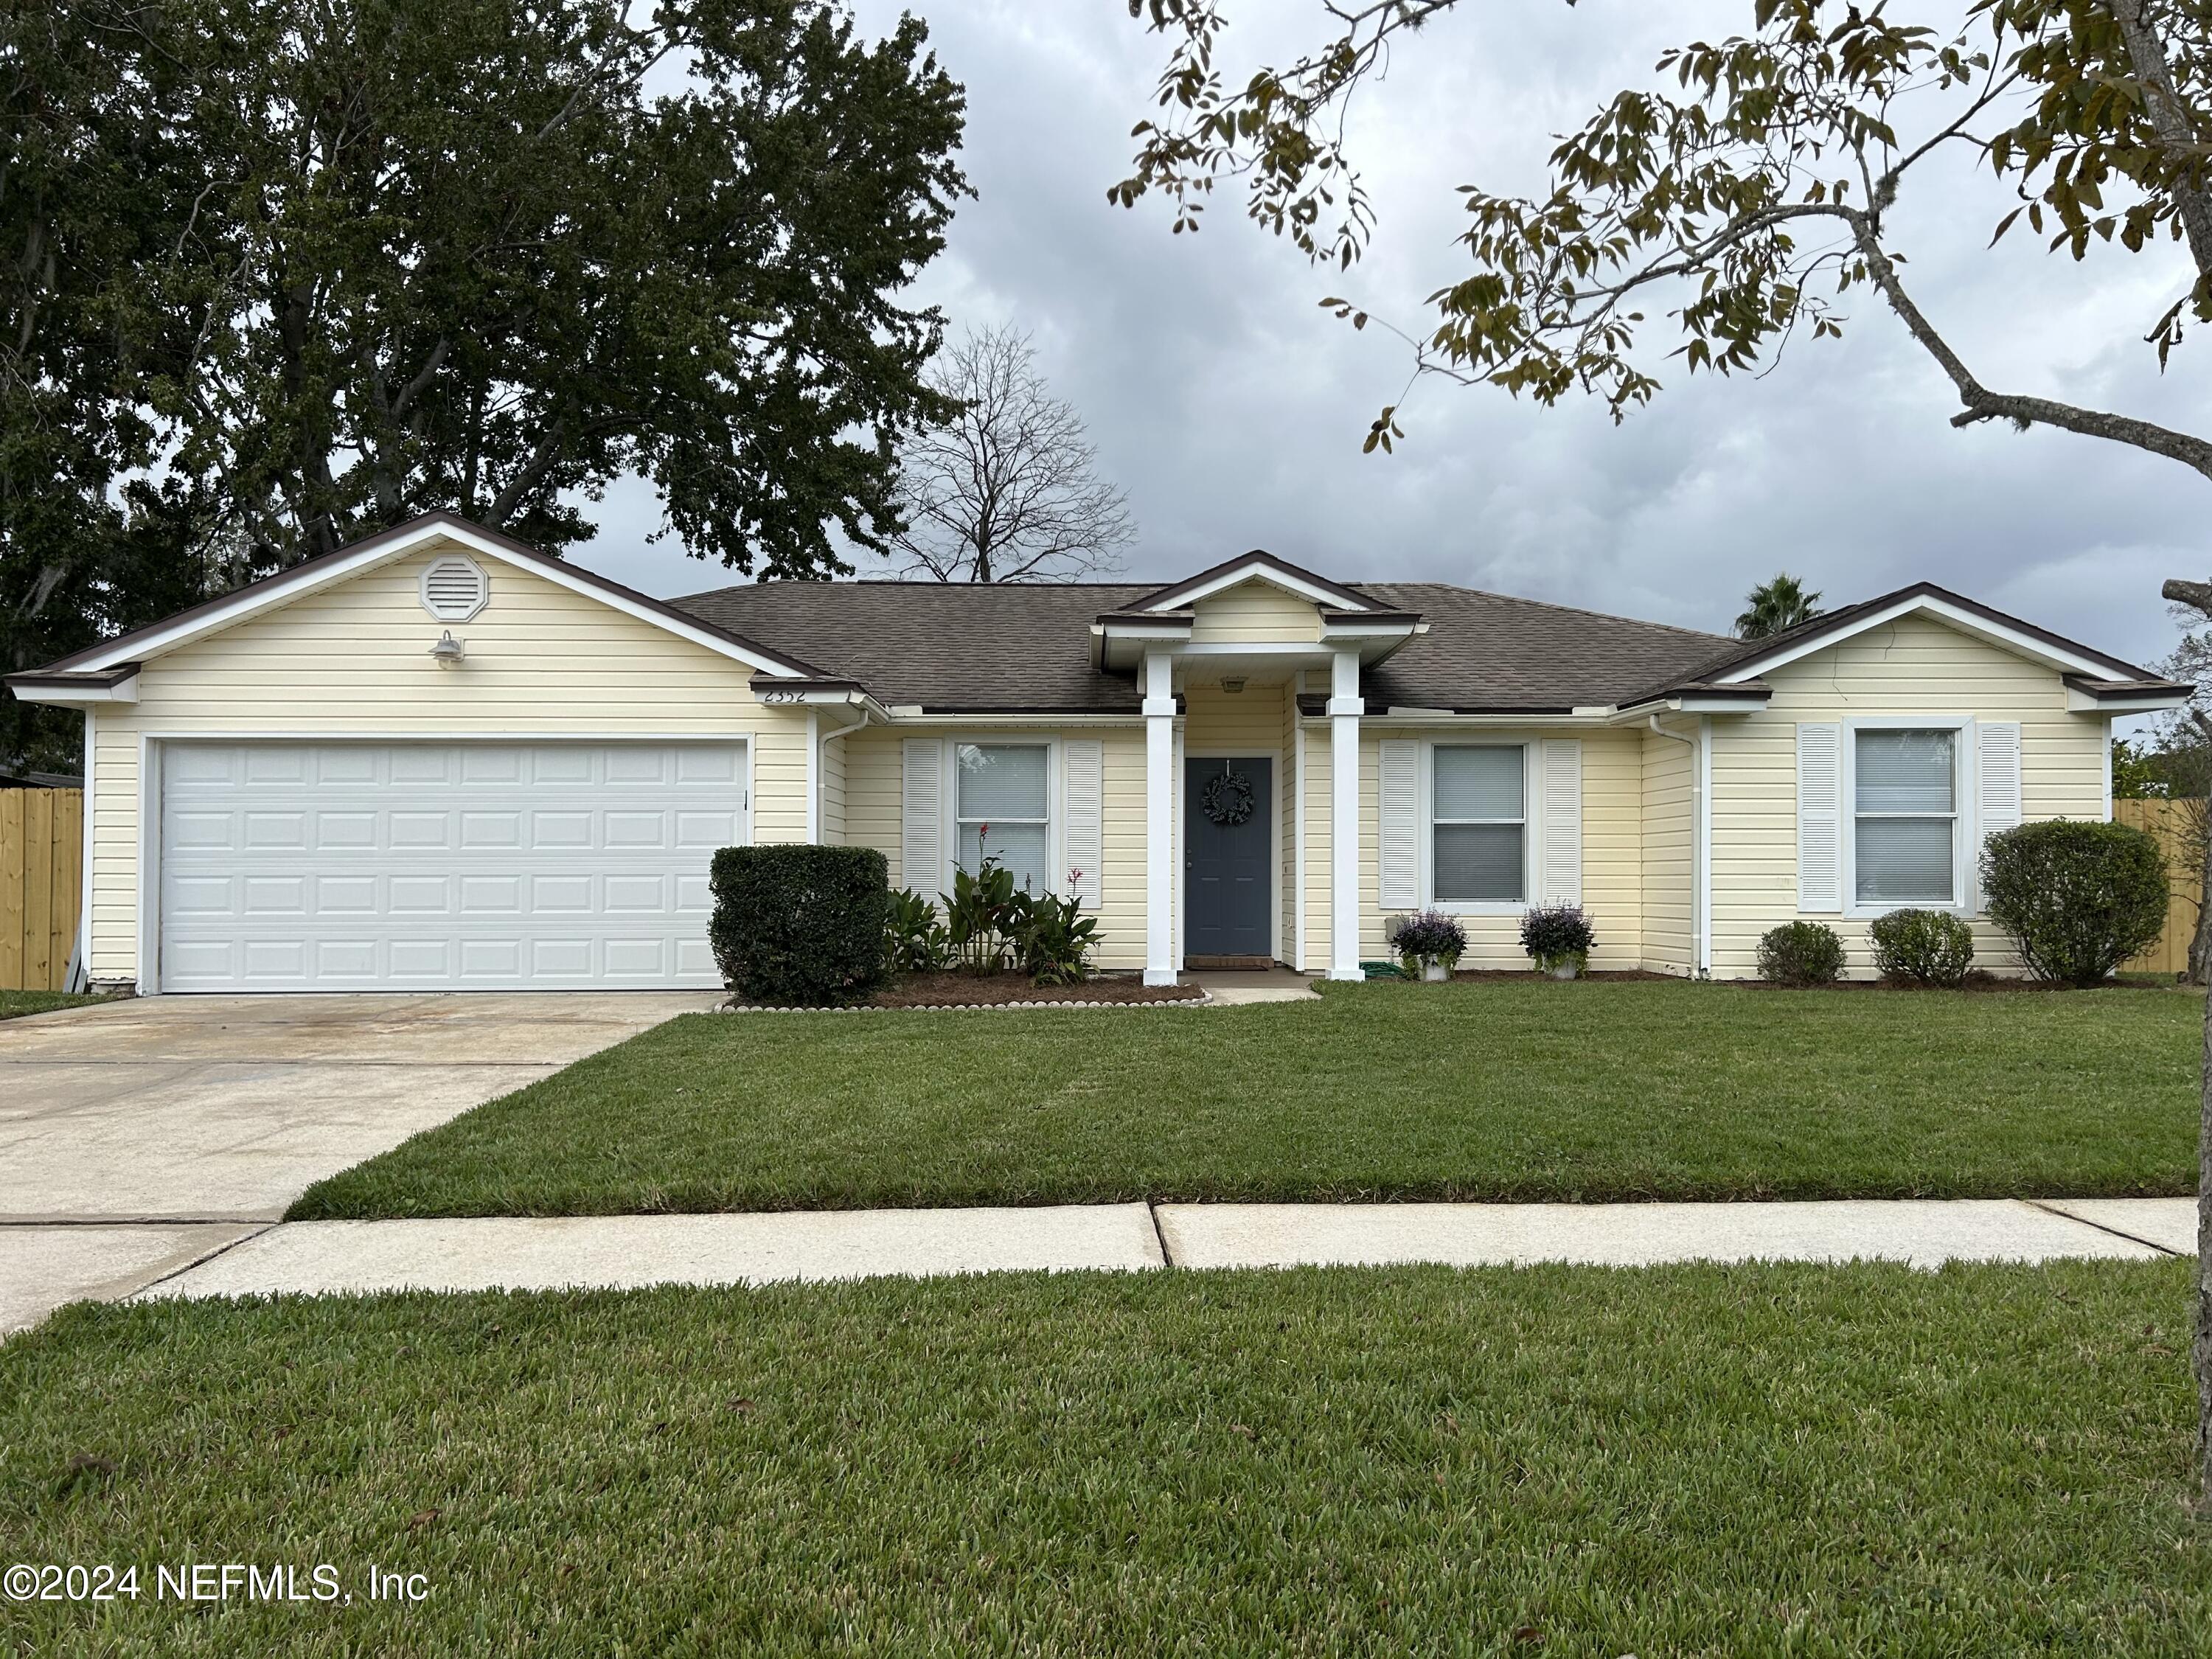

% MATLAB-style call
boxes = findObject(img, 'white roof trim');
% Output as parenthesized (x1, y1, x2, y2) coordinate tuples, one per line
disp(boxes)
(1141, 563, 1370, 613)
(1715, 594, 2134, 684)
(55, 519, 810, 678)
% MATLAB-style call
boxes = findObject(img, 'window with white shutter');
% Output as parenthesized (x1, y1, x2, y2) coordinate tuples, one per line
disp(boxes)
(1796, 723, 1842, 913)
(1432, 745, 1526, 905)
(1062, 740, 1103, 909)
(901, 739, 943, 900)
(1540, 739, 1582, 904)
(1378, 740, 1418, 909)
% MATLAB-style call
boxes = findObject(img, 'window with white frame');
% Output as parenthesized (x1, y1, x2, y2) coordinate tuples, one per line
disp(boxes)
(956, 743, 1050, 891)
(1433, 744, 1525, 905)
(1853, 727, 1958, 905)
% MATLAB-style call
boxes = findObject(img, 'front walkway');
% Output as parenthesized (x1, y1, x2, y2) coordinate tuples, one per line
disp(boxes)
(116, 1197, 2194, 1309)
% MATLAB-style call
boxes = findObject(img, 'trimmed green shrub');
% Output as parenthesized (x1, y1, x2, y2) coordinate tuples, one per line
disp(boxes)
(709, 845, 888, 1005)
(1758, 920, 1845, 987)
(1979, 819, 2168, 987)
(1868, 908, 1975, 987)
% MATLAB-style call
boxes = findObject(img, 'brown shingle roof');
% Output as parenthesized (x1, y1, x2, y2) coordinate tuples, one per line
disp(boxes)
(669, 579, 1736, 713)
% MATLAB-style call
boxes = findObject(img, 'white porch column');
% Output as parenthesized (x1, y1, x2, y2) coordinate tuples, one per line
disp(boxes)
(1328, 646, 1363, 981)
(1143, 650, 1178, 985)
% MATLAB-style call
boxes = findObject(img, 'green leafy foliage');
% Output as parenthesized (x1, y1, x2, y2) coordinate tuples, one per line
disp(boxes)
(1011, 889, 1100, 987)
(1, 0, 967, 768)
(1735, 574, 1823, 640)
(709, 844, 888, 1006)
(1759, 920, 1847, 987)
(943, 858, 1023, 974)
(884, 887, 952, 974)
(1118, 1, 2212, 482)
(1980, 819, 2169, 986)
(1869, 908, 1978, 987)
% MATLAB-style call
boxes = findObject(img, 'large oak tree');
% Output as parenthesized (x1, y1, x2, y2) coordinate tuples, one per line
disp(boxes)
(2, 0, 967, 770)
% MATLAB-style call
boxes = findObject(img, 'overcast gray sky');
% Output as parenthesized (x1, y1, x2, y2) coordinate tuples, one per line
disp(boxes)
(566, 0, 2209, 675)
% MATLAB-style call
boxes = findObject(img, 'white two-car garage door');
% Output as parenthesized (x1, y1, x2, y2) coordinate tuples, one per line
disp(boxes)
(158, 741, 745, 992)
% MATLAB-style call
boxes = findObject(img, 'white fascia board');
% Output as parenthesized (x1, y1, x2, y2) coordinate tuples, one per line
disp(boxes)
(1100, 619, 1195, 639)
(9, 670, 140, 708)
(57, 520, 810, 680)
(1141, 563, 1366, 613)
(1717, 594, 2131, 684)
(2067, 687, 2190, 714)
(1318, 620, 1416, 642)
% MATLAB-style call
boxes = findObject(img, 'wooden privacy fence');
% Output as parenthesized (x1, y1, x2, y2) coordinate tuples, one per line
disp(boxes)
(2115, 797, 2201, 977)
(1, 787, 82, 992)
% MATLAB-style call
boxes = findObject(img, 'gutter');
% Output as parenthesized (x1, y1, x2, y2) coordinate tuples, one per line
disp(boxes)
(1647, 715, 1711, 978)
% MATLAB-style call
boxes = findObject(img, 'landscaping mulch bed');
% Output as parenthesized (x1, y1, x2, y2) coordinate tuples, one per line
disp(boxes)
(728, 972, 1206, 1010)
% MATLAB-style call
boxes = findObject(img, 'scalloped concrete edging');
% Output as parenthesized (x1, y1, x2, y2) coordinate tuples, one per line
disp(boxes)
(715, 992, 1218, 1014)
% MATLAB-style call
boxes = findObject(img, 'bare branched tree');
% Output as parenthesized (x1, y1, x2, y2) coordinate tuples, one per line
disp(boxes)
(886, 326, 1135, 582)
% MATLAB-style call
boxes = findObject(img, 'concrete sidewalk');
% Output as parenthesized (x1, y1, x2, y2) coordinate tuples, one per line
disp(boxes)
(109, 1195, 2195, 1309)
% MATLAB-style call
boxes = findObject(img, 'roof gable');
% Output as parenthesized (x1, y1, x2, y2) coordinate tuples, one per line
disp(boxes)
(1122, 550, 1377, 613)
(1696, 582, 2151, 688)
(25, 511, 823, 681)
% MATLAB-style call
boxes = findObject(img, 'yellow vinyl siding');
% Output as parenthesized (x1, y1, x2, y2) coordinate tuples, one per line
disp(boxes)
(818, 726, 847, 846)
(1186, 580, 1323, 644)
(1707, 613, 2106, 978)
(83, 536, 809, 982)
(1641, 723, 1694, 975)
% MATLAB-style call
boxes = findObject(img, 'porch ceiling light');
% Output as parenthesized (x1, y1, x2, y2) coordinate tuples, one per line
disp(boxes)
(1221, 676, 1247, 693)
(428, 630, 467, 667)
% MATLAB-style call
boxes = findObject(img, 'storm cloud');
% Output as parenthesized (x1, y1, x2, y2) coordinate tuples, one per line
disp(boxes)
(568, 0, 2210, 675)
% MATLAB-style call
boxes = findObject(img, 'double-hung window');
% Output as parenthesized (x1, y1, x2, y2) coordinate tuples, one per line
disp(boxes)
(1433, 745, 1526, 905)
(1853, 728, 1958, 905)
(955, 743, 1050, 891)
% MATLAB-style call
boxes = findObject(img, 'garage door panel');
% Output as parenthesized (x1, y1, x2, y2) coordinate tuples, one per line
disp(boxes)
(159, 741, 744, 991)
(531, 811, 593, 849)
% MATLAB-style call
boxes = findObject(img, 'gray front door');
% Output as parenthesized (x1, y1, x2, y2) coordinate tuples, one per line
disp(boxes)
(1185, 756, 1272, 958)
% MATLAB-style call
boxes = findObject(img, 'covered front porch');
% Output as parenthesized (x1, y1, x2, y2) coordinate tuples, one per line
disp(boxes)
(1092, 554, 1421, 986)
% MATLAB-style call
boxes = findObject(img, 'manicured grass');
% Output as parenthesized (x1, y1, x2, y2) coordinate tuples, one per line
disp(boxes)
(1, 1262, 2202, 1655)
(0, 990, 101, 1021)
(292, 980, 2200, 1218)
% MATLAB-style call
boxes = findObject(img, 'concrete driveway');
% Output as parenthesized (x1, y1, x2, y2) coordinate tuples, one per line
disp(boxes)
(0, 992, 717, 1333)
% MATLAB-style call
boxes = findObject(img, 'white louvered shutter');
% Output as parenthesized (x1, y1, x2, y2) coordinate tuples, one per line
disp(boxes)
(1975, 721, 2022, 911)
(1796, 723, 1842, 913)
(901, 739, 944, 901)
(1378, 740, 1419, 909)
(1062, 740, 1104, 910)
(1540, 739, 1582, 904)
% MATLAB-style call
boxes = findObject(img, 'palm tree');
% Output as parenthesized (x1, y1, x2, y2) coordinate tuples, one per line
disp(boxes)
(1735, 574, 1823, 640)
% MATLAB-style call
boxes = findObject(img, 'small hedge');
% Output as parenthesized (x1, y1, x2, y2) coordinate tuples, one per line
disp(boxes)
(1869, 908, 1975, 987)
(1979, 819, 2168, 987)
(1758, 920, 1845, 987)
(709, 845, 889, 1006)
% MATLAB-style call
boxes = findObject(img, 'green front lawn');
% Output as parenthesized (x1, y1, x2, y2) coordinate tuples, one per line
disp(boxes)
(3, 1262, 2202, 1655)
(293, 980, 2199, 1219)
(0, 989, 102, 1021)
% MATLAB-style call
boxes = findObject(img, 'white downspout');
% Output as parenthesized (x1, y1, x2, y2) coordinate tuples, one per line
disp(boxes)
(1649, 714, 1710, 978)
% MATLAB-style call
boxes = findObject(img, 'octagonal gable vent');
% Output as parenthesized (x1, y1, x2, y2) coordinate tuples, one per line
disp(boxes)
(420, 554, 490, 622)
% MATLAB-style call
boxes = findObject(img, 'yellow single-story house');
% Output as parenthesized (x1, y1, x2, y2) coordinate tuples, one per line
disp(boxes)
(6, 512, 2188, 993)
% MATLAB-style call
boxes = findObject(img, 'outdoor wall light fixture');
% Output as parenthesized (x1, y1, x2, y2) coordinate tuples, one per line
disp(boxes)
(428, 630, 467, 667)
